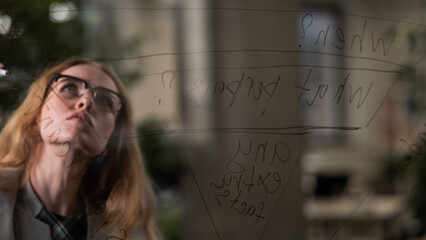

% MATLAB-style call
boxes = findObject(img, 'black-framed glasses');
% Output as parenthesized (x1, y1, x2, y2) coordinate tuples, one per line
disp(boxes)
(43, 74, 126, 113)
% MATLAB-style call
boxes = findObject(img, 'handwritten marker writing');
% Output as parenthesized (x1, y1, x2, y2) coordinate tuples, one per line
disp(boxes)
(0, 69, 10, 78)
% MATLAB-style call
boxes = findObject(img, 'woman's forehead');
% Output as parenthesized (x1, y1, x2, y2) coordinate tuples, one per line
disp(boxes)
(60, 64, 118, 92)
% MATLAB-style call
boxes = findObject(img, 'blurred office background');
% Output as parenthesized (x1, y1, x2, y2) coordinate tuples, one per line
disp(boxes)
(1, 0, 426, 239)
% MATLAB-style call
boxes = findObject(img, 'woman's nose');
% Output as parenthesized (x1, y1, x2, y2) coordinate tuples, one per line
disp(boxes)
(75, 92, 94, 112)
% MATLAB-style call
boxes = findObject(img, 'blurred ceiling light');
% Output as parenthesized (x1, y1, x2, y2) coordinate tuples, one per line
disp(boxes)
(49, 1, 77, 23)
(0, 13, 12, 35)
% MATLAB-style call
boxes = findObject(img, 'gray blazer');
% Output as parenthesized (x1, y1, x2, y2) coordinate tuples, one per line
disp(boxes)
(0, 166, 148, 240)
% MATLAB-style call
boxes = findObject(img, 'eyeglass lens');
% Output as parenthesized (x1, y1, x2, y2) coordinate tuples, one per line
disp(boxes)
(54, 76, 121, 113)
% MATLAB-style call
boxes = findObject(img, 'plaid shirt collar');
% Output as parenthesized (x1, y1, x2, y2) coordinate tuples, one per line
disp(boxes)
(36, 207, 87, 240)
(22, 181, 88, 240)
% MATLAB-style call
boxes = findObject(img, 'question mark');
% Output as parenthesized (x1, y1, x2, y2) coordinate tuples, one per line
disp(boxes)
(299, 13, 313, 47)
(159, 70, 176, 105)
(161, 70, 175, 89)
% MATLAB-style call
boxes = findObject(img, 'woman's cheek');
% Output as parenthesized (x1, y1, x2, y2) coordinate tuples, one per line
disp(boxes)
(38, 105, 62, 142)
(98, 116, 116, 141)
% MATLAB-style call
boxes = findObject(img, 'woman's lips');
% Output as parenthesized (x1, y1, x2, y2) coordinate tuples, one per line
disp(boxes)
(66, 112, 93, 127)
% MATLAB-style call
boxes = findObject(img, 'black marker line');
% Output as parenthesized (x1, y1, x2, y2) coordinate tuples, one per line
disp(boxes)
(0, 23, 7, 33)
(404, 109, 426, 144)
(129, 65, 400, 81)
(302, 126, 362, 131)
(260, 147, 301, 240)
(124, 130, 309, 138)
(328, 172, 387, 239)
(120, 126, 362, 139)
(180, 146, 222, 240)
(124, 126, 361, 138)
(211, 64, 400, 73)
(142, 125, 361, 133)
(47, 7, 426, 28)
(364, 73, 400, 127)
(317, 10, 426, 29)
(19, 62, 398, 87)
(416, 56, 423, 66)
(95, 49, 411, 70)
(329, 108, 426, 239)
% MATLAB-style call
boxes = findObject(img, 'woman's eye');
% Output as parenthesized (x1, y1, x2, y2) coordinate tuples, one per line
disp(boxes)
(95, 92, 116, 112)
(97, 95, 113, 108)
(59, 83, 80, 96)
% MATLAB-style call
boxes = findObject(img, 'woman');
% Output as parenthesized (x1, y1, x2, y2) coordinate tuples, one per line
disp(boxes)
(0, 58, 159, 239)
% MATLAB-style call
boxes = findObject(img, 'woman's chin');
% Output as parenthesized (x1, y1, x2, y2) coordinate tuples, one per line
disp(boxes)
(50, 135, 104, 157)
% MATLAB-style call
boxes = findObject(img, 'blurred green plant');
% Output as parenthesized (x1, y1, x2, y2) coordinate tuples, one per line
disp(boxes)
(0, 0, 141, 121)
(156, 194, 184, 240)
(138, 119, 185, 240)
(138, 119, 185, 189)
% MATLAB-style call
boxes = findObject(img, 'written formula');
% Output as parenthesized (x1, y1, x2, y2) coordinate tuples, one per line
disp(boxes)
(210, 139, 291, 224)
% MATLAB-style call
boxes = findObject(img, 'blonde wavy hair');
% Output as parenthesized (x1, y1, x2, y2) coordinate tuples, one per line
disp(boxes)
(0, 57, 158, 240)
